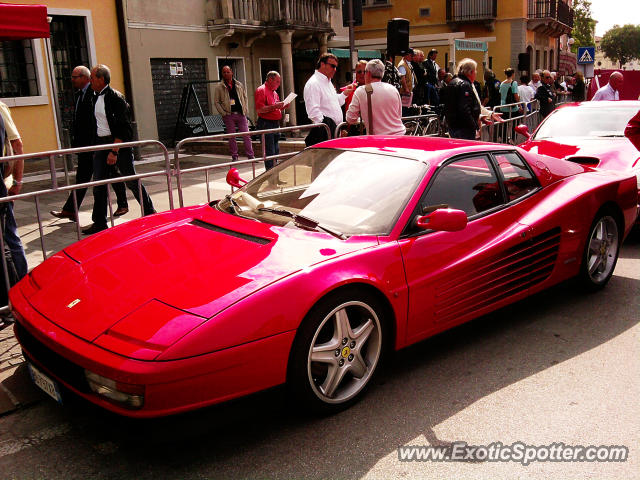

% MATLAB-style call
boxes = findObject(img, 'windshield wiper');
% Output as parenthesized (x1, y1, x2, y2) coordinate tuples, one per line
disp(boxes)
(597, 134, 624, 137)
(258, 207, 347, 240)
(223, 194, 259, 222)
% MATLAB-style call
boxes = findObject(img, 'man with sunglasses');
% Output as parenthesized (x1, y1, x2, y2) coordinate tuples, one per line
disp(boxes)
(303, 53, 356, 146)
(534, 70, 556, 118)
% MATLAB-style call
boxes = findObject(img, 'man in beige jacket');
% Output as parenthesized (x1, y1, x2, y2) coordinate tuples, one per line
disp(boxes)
(214, 65, 255, 161)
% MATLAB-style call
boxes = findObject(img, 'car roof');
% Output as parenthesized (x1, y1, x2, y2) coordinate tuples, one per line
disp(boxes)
(559, 100, 640, 109)
(312, 136, 519, 164)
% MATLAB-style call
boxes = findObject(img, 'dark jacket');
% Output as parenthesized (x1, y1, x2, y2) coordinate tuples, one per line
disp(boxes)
(572, 79, 586, 102)
(534, 83, 556, 118)
(72, 85, 96, 147)
(101, 85, 134, 142)
(425, 58, 438, 86)
(443, 74, 480, 131)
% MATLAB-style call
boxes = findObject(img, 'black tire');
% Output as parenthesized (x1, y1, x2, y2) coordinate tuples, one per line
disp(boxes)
(287, 288, 387, 414)
(579, 211, 621, 291)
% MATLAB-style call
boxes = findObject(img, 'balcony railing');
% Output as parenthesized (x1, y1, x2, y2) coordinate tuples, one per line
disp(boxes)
(446, 0, 497, 23)
(224, 0, 330, 27)
(527, 0, 574, 28)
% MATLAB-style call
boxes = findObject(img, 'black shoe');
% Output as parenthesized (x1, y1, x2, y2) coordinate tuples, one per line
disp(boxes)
(144, 209, 157, 217)
(50, 210, 76, 221)
(82, 224, 108, 235)
(113, 207, 129, 217)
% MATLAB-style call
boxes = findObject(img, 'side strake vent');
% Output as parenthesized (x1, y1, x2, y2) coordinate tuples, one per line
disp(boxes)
(190, 219, 271, 245)
(434, 227, 561, 324)
(565, 156, 600, 166)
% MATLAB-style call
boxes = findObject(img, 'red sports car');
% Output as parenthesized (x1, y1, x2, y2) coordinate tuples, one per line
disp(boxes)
(10, 136, 638, 417)
(517, 100, 640, 221)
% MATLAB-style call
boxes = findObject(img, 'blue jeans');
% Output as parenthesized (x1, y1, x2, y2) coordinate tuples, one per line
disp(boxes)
(0, 182, 27, 281)
(257, 117, 280, 170)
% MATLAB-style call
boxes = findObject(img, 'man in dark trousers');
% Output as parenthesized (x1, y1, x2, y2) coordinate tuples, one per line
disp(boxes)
(534, 70, 556, 118)
(51, 65, 127, 221)
(82, 64, 155, 235)
(443, 58, 481, 140)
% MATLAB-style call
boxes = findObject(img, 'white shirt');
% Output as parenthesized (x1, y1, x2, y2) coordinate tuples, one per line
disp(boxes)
(592, 83, 619, 101)
(529, 80, 542, 93)
(518, 84, 534, 104)
(346, 81, 405, 135)
(303, 70, 346, 126)
(94, 86, 111, 137)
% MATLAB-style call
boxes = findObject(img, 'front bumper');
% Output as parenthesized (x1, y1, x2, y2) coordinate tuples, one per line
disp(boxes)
(11, 287, 295, 418)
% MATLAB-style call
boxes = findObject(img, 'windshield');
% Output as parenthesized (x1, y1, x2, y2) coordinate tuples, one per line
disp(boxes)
(217, 148, 427, 236)
(533, 106, 638, 139)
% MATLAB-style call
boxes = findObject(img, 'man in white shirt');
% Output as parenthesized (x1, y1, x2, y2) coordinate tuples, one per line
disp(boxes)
(529, 70, 542, 93)
(397, 49, 415, 115)
(346, 59, 405, 136)
(518, 75, 535, 111)
(303, 53, 355, 146)
(592, 71, 623, 101)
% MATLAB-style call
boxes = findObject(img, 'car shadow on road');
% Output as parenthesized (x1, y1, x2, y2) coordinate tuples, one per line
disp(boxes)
(33, 241, 638, 479)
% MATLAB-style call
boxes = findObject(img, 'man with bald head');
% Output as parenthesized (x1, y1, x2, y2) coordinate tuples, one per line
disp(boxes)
(51, 65, 127, 221)
(592, 71, 624, 101)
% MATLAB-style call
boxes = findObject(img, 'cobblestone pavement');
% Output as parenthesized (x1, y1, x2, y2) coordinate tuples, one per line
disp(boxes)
(0, 151, 272, 415)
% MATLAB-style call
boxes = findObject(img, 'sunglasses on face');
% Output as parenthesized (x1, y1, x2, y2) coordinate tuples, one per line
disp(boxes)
(325, 62, 338, 69)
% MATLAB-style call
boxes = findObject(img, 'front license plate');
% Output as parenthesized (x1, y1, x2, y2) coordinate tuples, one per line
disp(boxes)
(27, 363, 63, 404)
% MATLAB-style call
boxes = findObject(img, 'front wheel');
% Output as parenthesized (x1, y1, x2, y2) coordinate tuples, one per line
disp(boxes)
(579, 213, 620, 290)
(288, 290, 386, 414)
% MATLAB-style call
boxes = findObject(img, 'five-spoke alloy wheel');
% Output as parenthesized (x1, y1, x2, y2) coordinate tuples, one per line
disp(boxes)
(288, 290, 386, 413)
(580, 213, 620, 290)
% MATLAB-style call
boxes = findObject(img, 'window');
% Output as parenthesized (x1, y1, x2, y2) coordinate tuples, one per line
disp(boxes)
(493, 153, 539, 201)
(0, 40, 39, 98)
(419, 7, 431, 17)
(422, 156, 503, 217)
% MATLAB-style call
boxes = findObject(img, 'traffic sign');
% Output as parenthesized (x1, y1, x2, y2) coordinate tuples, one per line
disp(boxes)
(577, 46, 595, 64)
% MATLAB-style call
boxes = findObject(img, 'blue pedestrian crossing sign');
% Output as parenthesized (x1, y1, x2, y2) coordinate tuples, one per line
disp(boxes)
(577, 47, 595, 64)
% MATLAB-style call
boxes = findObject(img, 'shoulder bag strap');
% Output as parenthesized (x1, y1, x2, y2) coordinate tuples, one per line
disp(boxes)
(365, 84, 374, 135)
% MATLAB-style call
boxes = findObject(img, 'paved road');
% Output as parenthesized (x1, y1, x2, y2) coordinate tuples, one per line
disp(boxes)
(1, 229, 638, 479)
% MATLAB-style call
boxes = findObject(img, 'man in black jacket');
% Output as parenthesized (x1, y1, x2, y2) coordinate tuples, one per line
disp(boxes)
(534, 70, 556, 118)
(82, 64, 155, 235)
(443, 58, 481, 140)
(51, 66, 127, 221)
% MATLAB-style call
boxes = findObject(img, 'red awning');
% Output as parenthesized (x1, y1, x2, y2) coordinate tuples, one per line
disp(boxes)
(0, 3, 49, 41)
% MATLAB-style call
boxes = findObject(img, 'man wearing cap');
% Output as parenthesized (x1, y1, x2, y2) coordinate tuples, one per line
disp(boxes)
(397, 49, 415, 116)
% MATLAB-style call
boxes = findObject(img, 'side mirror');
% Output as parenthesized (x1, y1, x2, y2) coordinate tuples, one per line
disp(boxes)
(515, 124, 530, 139)
(415, 208, 467, 232)
(226, 168, 248, 188)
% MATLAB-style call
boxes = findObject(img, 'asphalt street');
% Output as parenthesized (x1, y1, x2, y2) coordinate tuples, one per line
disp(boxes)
(0, 231, 638, 479)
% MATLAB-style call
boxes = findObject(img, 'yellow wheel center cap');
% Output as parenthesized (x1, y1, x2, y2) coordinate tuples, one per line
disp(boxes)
(341, 346, 351, 358)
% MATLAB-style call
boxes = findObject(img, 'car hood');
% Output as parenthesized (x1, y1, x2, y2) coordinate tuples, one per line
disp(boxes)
(520, 137, 640, 171)
(23, 206, 377, 345)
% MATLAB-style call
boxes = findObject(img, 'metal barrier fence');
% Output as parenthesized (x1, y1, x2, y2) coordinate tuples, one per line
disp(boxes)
(0, 140, 172, 312)
(334, 112, 441, 138)
(173, 123, 330, 207)
(481, 100, 541, 144)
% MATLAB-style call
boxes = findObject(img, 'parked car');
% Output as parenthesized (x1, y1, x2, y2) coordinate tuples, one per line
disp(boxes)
(517, 100, 640, 223)
(11, 136, 638, 417)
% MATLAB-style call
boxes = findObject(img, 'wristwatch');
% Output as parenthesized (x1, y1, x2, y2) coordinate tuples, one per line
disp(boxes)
(111, 150, 119, 155)
(12, 179, 23, 186)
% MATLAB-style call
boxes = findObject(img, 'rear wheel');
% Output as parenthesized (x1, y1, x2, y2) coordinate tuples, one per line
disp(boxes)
(579, 213, 620, 290)
(288, 290, 386, 414)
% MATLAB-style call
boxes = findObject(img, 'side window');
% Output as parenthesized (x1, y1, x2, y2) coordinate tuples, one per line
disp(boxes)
(422, 156, 503, 217)
(494, 152, 539, 201)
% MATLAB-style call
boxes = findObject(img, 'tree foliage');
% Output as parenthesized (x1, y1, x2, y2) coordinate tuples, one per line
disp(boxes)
(600, 24, 640, 68)
(571, 0, 595, 53)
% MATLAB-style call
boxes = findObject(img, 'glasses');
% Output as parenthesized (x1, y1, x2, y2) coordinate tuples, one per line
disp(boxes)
(325, 62, 338, 70)
(356, 70, 366, 74)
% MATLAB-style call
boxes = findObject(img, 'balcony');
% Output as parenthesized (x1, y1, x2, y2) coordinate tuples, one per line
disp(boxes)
(446, 0, 497, 30)
(208, 0, 331, 35)
(527, 0, 574, 36)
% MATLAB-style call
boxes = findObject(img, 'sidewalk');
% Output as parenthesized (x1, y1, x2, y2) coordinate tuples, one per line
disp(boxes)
(0, 150, 282, 416)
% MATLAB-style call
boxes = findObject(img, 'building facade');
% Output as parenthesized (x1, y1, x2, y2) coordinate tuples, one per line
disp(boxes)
(123, 0, 346, 144)
(0, 0, 126, 153)
(352, 0, 574, 80)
